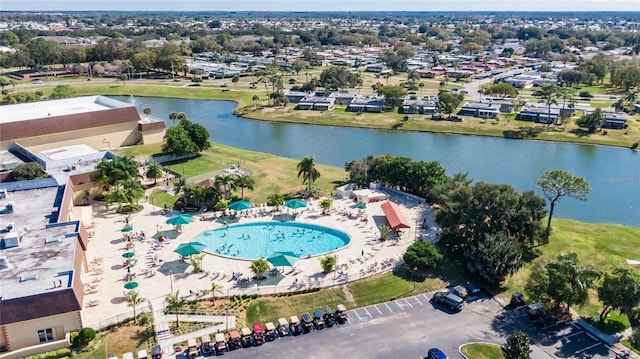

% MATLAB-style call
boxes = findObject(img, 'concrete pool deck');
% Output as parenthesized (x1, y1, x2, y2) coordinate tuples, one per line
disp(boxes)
(82, 190, 441, 328)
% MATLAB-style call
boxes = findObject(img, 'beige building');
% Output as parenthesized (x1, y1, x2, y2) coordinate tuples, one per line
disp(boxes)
(0, 95, 165, 152)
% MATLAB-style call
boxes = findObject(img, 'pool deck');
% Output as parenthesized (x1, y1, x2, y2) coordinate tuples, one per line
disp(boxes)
(82, 191, 441, 328)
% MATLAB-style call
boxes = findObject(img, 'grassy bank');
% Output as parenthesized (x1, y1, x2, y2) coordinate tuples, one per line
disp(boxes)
(27, 80, 640, 149)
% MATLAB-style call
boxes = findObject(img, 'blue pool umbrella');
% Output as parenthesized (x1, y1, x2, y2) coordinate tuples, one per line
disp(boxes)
(166, 214, 193, 226)
(266, 251, 300, 267)
(228, 200, 253, 211)
(284, 199, 307, 210)
(174, 241, 206, 257)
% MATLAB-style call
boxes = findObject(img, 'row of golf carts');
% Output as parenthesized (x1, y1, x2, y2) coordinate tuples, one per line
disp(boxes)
(187, 305, 348, 356)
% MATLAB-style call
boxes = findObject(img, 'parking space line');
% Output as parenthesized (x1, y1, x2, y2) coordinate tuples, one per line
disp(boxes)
(584, 332, 599, 341)
(562, 331, 585, 339)
(402, 299, 413, 308)
(384, 302, 393, 313)
(352, 310, 363, 320)
(422, 294, 430, 302)
(413, 296, 423, 305)
(362, 307, 372, 317)
(575, 342, 601, 354)
(542, 322, 562, 330)
(373, 305, 383, 315)
(395, 301, 404, 310)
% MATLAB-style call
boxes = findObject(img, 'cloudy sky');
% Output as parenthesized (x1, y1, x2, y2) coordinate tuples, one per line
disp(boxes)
(3, 0, 639, 12)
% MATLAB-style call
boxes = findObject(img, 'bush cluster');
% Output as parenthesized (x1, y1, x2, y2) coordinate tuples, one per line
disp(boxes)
(25, 348, 71, 359)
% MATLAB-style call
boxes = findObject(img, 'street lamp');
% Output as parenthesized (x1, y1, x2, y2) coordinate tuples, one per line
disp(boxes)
(413, 266, 418, 291)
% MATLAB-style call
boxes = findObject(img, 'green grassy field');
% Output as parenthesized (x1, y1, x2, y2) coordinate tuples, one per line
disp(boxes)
(460, 343, 505, 359)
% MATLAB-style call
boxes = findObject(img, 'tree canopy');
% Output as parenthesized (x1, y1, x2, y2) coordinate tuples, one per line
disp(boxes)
(597, 266, 640, 324)
(484, 82, 518, 98)
(376, 85, 407, 108)
(502, 330, 532, 359)
(536, 170, 590, 239)
(162, 116, 210, 156)
(437, 91, 465, 118)
(319, 67, 362, 90)
(403, 240, 443, 271)
(9, 162, 48, 181)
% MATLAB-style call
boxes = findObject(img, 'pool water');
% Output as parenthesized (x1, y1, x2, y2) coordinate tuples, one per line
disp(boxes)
(194, 222, 351, 260)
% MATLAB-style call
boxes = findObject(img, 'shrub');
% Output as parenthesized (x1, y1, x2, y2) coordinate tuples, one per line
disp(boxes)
(69, 331, 79, 348)
(77, 327, 96, 346)
(25, 348, 72, 359)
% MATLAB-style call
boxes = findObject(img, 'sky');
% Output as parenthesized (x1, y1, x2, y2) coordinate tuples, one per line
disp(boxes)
(2, 0, 639, 12)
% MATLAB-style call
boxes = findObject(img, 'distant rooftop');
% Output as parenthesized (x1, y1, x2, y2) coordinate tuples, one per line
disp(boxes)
(0, 95, 134, 124)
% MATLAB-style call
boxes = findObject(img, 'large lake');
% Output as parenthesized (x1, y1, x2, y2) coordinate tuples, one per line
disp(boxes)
(119, 96, 640, 227)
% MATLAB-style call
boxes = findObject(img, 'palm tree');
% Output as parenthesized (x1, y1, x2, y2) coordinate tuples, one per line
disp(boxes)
(188, 254, 205, 273)
(210, 282, 222, 307)
(145, 162, 164, 185)
(165, 291, 186, 327)
(250, 259, 269, 280)
(547, 252, 601, 314)
(124, 290, 145, 323)
(91, 156, 140, 194)
(534, 85, 559, 124)
(169, 111, 179, 126)
(556, 87, 576, 123)
(297, 156, 321, 193)
(418, 82, 425, 97)
(235, 173, 255, 199)
(252, 94, 260, 109)
(215, 174, 237, 200)
(624, 91, 637, 107)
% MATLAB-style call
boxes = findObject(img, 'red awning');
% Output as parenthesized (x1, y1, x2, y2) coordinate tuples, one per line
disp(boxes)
(380, 201, 410, 230)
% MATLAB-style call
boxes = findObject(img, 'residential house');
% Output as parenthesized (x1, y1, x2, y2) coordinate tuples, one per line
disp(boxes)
(295, 96, 335, 111)
(601, 112, 628, 129)
(346, 96, 385, 113)
(517, 105, 560, 124)
(285, 91, 312, 104)
(480, 98, 518, 113)
(400, 99, 439, 114)
(459, 102, 499, 119)
(329, 92, 360, 106)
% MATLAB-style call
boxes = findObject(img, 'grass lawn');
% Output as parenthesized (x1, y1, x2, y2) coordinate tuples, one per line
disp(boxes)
(75, 324, 152, 359)
(245, 288, 346, 326)
(621, 339, 640, 355)
(346, 267, 447, 308)
(502, 219, 640, 331)
(459, 343, 505, 359)
(116, 142, 348, 205)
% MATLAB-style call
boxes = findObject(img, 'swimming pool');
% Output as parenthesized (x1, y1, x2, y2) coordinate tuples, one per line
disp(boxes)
(194, 222, 351, 260)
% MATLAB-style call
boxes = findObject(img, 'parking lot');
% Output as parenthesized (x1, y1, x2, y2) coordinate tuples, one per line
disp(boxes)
(493, 306, 617, 359)
(171, 292, 619, 359)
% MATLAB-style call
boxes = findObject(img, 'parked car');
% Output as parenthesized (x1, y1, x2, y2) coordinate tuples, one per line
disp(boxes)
(277, 317, 291, 337)
(426, 347, 449, 359)
(240, 327, 253, 347)
(610, 95, 618, 100)
(227, 330, 241, 350)
(460, 90, 469, 94)
(527, 303, 555, 326)
(449, 115, 463, 122)
(336, 304, 348, 324)
(431, 291, 464, 312)
(200, 334, 214, 356)
(431, 113, 445, 121)
(464, 282, 482, 298)
(32, 80, 42, 85)
(324, 307, 337, 327)
(137, 350, 148, 359)
(451, 87, 459, 92)
(213, 333, 226, 354)
(313, 310, 325, 329)
(301, 312, 314, 333)
(290, 315, 302, 335)
(252, 323, 266, 346)
(264, 322, 278, 341)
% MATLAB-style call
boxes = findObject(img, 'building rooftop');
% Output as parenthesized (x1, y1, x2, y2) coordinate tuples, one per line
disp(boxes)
(0, 186, 80, 300)
(0, 95, 133, 124)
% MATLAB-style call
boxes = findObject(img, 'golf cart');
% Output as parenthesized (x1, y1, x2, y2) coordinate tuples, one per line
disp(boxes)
(290, 316, 302, 335)
(252, 323, 266, 346)
(228, 330, 241, 350)
(214, 333, 227, 354)
(510, 292, 527, 308)
(151, 345, 162, 359)
(200, 335, 214, 356)
(336, 304, 348, 324)
(301, 312, 314, 333)
(277, 317, 291, 337)
(187, 338, 199, 358)
(240, 327, 253, 348)
(324, 308, 337, 327)
(313, 310, 325, 330)
(265, 322, 278, 341)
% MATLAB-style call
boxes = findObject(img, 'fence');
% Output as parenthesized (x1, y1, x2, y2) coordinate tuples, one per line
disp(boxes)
(93, 305, 153, 330)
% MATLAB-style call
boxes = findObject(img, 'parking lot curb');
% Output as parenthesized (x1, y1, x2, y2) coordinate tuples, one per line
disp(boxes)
(457, 342, 501, 359)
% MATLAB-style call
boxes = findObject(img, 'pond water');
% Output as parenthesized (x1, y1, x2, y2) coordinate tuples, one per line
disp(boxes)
(119, 96, 640, 227)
